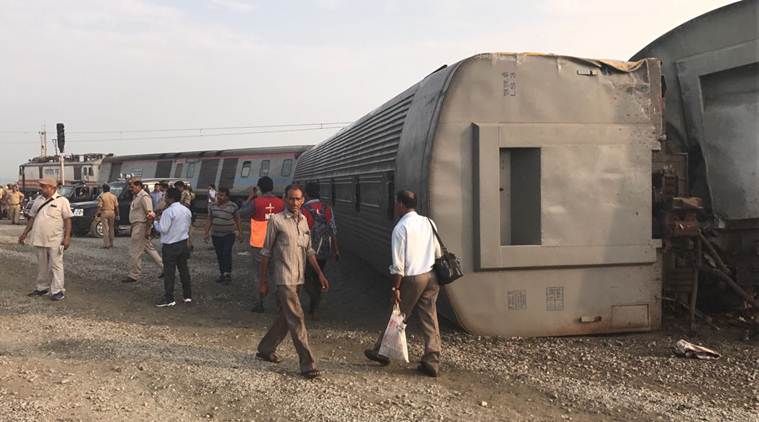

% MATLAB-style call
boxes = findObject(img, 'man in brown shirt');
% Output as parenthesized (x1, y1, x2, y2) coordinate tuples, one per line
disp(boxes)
(7, 185, 24, 225)
(123, 179, 163, 282)
(256, 184, 330, 379)
(96, 184, 119, 249)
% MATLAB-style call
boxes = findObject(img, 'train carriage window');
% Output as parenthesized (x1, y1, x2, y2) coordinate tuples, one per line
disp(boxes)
(241, 161, 252, 178)
(260, 160, 270, 177)
(500, 148, 541, 245)
(319, 180, 333, 205)
(186, 162, 196, 178)
(334, 178, 353, 204)
(386, 172, 395, 220)
(281, 159, 293, 177)
(174, 163, 184, 178)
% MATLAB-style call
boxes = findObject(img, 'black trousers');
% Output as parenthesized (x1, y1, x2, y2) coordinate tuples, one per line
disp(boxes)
(304, 258, 327, 314)
(162, 240, 191, 301)
(211, 233, 235, 275)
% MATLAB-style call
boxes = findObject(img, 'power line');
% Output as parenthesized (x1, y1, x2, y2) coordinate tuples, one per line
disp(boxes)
(0, 125, 346, 145)
(67, 121, 354, 134)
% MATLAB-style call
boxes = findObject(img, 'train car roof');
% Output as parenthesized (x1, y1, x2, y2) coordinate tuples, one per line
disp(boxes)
(631, 0, 755, 60)
(102, 145, 313, 163)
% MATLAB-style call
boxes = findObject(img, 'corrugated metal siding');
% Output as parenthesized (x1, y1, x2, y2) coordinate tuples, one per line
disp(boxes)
(295, 92, 415, 179)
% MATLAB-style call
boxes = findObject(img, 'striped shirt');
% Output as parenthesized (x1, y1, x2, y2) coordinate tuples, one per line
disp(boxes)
(209, 201, 239, 236)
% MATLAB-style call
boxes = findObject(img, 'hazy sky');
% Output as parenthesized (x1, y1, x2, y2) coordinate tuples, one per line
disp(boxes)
(0, 0, 737, 182)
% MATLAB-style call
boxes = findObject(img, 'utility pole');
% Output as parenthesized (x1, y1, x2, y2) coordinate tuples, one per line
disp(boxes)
(57, 123, 65, 186)
(38, 125, 48, 157)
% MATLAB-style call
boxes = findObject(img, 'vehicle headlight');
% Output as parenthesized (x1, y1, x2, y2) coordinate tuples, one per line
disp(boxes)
(73, 209, 84, 217)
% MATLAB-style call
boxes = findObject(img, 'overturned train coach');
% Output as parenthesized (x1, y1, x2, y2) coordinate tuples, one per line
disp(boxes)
(633, 0, 759, 311)
(295, 53, 665, 337)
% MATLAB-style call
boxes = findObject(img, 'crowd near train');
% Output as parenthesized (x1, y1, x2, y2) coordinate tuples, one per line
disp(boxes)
(8, 1, 758, 340)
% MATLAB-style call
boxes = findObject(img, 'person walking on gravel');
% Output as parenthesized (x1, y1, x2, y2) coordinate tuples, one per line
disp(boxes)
(122, 179, 163, 283)
(300, 182, 340, 320)
(18, 177, 73, 301)
(364, 190, 443, 377)
(256, 184, 330, 379)
(153, 187, 193, 307)
(204, 187, 242, 284)
(96, 184, 119, 249)
(241, 176, 284, 312)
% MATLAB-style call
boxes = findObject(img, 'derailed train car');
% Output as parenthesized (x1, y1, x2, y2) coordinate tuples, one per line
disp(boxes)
(633, 0, 759, 310)
(295, 53, 665, 336)
(98, 145, 311, 204)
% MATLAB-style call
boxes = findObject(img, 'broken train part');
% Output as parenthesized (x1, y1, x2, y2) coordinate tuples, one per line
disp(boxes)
(634, 0, 759, 328)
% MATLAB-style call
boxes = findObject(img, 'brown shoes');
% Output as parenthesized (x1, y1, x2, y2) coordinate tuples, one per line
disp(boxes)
(255, 352, 281, 364)
(416, 362, 439, 378)
(364, 349, 390, 366)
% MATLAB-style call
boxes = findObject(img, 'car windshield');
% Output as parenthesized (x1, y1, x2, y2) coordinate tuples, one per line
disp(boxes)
(108, 182, 125, 198)
(58, 186, 75, 198)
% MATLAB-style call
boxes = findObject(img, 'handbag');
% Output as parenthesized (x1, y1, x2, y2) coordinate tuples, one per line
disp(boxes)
(428, 218, 464, 285)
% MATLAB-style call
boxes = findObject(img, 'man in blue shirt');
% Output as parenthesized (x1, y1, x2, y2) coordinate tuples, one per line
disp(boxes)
(153, 187, 192, 307)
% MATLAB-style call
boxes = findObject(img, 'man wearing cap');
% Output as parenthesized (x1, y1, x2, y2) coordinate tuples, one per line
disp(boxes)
(18, 177, 73, 301)
(7, 185, 24, 225)
(123, 179, 163, 283)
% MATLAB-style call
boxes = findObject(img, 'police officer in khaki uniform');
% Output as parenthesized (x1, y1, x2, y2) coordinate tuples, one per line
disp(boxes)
(7, 185, 24, 224)
(18, 177, 73, 301)
(96, 184, 119, 249)
(0, 184, 6, 219)
(122, 179, 163, 283)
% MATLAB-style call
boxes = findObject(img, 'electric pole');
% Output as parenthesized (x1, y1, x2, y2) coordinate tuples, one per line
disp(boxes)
(38, 125, 47, 157)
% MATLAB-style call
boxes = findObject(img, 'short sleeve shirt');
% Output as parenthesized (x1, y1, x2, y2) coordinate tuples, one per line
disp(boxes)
(209, 201, 239, 236)
(29, 194, 73, 247)
(260, 209, 316, 285)
(98, 192, 119, 213)
(129, 190, 154, 223)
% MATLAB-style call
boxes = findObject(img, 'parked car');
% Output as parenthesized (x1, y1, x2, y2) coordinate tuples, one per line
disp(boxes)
(69, 178, 187, 237)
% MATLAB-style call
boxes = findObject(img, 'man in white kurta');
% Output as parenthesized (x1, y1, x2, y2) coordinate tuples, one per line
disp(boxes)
(18, 177, 73, 301)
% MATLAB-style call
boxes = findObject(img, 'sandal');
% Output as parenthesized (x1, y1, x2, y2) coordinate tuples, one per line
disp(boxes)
(301, 369, 320, 379)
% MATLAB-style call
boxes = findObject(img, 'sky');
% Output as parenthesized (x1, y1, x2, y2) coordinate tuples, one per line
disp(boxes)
(0, 0, 738, 182)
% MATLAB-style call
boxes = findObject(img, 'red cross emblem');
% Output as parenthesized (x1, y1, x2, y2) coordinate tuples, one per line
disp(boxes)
(265, 202, 275, 220)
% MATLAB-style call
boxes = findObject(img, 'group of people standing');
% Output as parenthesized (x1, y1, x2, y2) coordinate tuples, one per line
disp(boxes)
(15, 175, 444, 379)
(0, 183, 25, 225)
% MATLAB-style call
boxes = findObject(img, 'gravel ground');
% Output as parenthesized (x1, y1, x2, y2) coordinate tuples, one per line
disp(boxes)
(0, 219, 757, 421)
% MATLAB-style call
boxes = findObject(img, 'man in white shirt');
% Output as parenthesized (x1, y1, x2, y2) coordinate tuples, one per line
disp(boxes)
(364, 190, 443, 377)
(18, 177, 73, 301)
(153, 187, 193, 307)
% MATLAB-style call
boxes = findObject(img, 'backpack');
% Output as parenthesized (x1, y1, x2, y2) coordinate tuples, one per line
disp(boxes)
(303, 201, 334, 259)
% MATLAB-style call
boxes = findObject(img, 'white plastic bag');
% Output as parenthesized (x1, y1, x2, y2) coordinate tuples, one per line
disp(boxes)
(378, 303, 409, 363)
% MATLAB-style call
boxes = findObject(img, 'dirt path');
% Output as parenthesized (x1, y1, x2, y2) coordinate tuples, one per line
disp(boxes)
(0, 220, 756, 421)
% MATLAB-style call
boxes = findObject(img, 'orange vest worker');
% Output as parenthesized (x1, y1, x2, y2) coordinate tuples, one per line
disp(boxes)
(249, 195, 285, 248)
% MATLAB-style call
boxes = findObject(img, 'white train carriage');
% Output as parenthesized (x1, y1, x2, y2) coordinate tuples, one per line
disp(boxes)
(99, 146, 312, 205)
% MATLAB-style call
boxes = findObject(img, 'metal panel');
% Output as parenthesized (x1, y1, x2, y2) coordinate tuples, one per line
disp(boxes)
(474, 123, 658, 269)
(632, 0, 759, 218)
(197, 159, 220, 189)
(219, 158, 238, 190)
(295, 92, 415, 179)
(108, 163, 122, 181)
(675, 40, 759, 220)
(155, 160, 173, 179)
